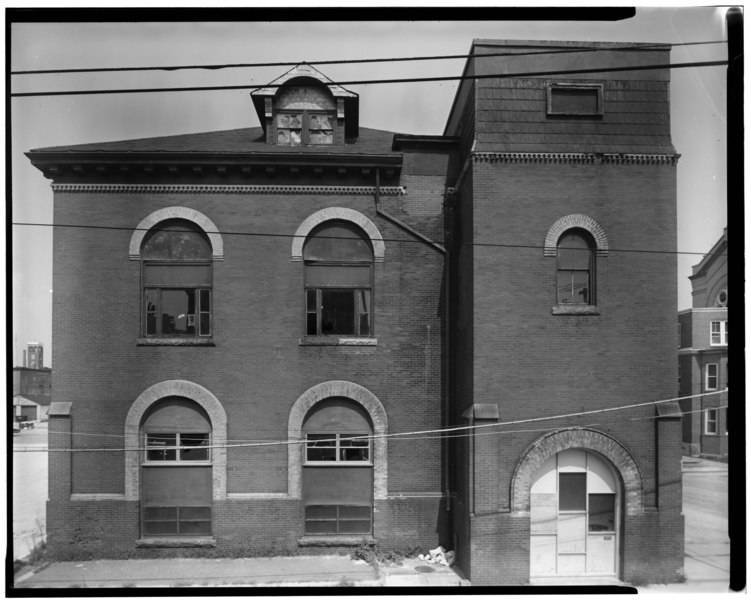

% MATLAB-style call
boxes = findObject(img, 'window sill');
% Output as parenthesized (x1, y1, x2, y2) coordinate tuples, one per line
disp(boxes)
(299, 337, 377, 346)
(303, 462, 373, 467)
(136, 537, 215, 548)
(298, 535, 376, 547)
(552, 305, 600, 316)
(137, 337, 215, 346)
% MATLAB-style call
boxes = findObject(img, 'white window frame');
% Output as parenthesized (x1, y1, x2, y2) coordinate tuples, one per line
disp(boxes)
(704, 409, 718, 435)
(710, 320, 728, 346)
(705, 363, 719, 391)
(304, 433, 372, 466)
(143, 432, 212, 464)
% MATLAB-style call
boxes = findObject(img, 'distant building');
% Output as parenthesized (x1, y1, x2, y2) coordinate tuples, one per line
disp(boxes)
(678, 229, 728, 458)
(26, 342, 44, 369)
(28, 39, 684, 586)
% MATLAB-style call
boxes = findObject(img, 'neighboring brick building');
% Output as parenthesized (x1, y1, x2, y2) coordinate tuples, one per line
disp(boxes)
(27, 40, 684, 585)
(678, 229, 728, 458)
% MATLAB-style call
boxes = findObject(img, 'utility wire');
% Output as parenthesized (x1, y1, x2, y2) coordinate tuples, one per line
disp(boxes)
(10, 40, 726, 76)
(10, 59, 728, 98)
(12, 389, 728, 453)
(10, 222, 727, 258)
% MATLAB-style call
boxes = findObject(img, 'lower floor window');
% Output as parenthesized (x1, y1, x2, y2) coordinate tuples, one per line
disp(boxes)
(705, 408, 719, 434)
(143, 506, 212, 536)
(304, 505, 372, 535)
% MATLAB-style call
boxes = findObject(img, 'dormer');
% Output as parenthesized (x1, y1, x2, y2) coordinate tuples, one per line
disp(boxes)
(251, 64, 359, 146)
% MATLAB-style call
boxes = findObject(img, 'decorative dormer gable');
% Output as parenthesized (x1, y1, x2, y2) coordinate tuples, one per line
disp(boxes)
(251, 64, 359, 145)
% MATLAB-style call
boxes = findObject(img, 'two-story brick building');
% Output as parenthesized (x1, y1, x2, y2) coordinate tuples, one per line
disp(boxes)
(678, 229, 728, 458)
(27, 40, 684, 585)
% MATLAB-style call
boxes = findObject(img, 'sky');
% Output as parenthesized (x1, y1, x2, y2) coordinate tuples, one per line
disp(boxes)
(10, 8, 729, 367)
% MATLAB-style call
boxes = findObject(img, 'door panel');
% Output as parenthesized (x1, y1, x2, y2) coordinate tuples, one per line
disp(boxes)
(558, 513, 586, 554)
(587, 533, 616, 572)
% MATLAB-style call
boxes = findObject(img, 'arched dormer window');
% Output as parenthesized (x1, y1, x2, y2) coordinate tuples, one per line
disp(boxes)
(274, 80, 336, 146)
(303, 221, 373, 337)
(141, 219, 212, 338)
(557, 229, 596, 306)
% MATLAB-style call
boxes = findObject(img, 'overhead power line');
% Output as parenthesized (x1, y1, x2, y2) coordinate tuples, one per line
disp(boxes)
(10, 40, 726, 76)
(10, 222, 726, 257)
(10, 59, 728, 98)
(12, 389, 728, 453)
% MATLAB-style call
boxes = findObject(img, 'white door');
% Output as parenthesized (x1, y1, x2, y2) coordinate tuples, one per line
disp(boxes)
(530, 449, 618, 577)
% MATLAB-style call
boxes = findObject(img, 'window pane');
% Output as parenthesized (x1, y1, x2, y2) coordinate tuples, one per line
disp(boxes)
(559, 473, 586, 511)
(310, 130, 333, 144)
(145, 289, 158, 335)
(305, 520, 338, 535)
(180, 433, 210, 461)
(142, 227, 211, 261)
(339, 520, 372, 534)
(307, 434, 337, 461)
(558, 271, 590, 304)
(146, 434, 177, 460)
(588, 494, 615, 532)
(180, 506, 211, 520)
(358, 290, 371, 336)
(289, 130, 302, 145)
(551, 87, 599, 114)
(161, 289, 195, 335)
(306, 505, 337, 520)
(340, 435, 370, 461)
(338, 506, 371, 519)
(321, 290, 355, 335)
(309, 114, 332, 130)
(303, 223, 373, 263)
(144, 520, 179, 535)
(144, 506, 177, 520)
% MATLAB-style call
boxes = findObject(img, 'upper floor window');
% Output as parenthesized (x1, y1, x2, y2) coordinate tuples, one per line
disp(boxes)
(557, 229, 595, 305)
(714, 288, 728, 307)
(706, 363, 719, 391)
(142, 220, 212, 338)
(710, 320, 728, 346)
(277, 111, 334, 145)
(705, 408, 719, 435)
(303, 221, 373, 337)
(547, 83, 603, 117)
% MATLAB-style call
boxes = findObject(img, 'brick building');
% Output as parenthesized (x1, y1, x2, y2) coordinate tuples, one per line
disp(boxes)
(678, 229, 728, 458)
(27, 40, 684, 585)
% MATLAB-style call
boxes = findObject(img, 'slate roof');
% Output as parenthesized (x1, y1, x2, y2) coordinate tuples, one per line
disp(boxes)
(28, 126, 401, 157)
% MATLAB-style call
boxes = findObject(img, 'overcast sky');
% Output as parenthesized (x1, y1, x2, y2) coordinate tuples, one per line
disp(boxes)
(10, 8, 729, 367)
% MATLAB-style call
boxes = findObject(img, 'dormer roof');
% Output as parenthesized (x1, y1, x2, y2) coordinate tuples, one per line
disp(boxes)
(250, 63, 359, 139)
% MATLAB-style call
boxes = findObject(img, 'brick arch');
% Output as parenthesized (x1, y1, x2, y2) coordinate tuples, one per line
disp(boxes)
(128, 206, 224, 261)
(510, 427, 643, 515)
(543, 214, 609, 257)
(124, 380, 227, 501)
(288, 381, 388, 499)
(290, 207, 385, 263)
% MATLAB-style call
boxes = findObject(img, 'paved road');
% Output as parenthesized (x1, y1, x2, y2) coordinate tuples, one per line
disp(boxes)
(12, 423, 48, 561)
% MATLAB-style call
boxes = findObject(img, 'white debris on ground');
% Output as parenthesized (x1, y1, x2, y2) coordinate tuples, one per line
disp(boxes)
(418, 546, 455, 567)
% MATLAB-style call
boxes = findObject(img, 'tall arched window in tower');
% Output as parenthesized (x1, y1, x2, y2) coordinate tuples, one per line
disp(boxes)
(557, 229, 596, 305)
(303, 221, 374, 337)
(141, 220, 212, 337)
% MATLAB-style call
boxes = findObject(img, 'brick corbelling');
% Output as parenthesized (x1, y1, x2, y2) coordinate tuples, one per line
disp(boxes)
(52, 183, 406, 195)
(510, 427, 644, 515)
(128, 206, 224, 261)
(287, 381, 388, 500)
(543, 213, 609, 257)
(471, 152, 679, 165)
(124, 380, 227, 501)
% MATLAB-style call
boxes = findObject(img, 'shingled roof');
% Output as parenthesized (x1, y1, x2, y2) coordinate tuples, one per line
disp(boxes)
(28, 126, 400, 157)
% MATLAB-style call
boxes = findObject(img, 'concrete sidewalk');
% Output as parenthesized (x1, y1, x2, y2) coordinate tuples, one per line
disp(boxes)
(13, 556, 469, 589)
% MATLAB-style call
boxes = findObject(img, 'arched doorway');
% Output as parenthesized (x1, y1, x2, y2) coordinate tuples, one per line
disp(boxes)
(301, 398, 374, 535)
(530, 449, 620, 577)
(140, 397, 213, 537)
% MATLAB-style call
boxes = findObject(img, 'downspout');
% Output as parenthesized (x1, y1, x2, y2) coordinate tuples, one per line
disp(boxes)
(374, 167, 451, 516)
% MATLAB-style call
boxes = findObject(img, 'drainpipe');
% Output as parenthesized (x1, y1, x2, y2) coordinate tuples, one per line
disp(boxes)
(374, 168, 451, 517)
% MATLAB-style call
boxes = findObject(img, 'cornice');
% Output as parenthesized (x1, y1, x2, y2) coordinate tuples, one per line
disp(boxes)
(51, 183, 406, 195)
(471, 152, 680, 165)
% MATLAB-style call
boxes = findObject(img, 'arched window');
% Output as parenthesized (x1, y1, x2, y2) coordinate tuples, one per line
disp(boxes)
(141, 220, 212, 338)
(303, 221, 373, 337)
(141, 397, 212, 537)
(301, 398, 374, 535)
(557, 229, 595, 305)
